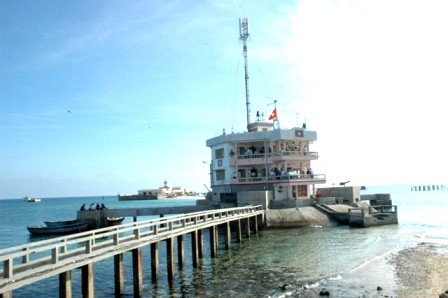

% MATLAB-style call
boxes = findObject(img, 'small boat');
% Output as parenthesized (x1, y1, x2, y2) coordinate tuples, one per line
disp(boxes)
(107, 217, 125, 226)
(27, 222, 89, 235)
(23, 196, 41, 202)
(44, 219, 78, 227)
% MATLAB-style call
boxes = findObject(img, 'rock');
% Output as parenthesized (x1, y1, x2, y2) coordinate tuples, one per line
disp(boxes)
(280, 283, 292, 291)
(319, 288, 330, 296)
(377, 286, 383, 291)
(439, 290, 448, 298)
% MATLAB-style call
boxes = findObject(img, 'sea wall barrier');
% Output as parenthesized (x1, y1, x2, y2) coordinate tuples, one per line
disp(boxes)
(0, 205, 264, 298)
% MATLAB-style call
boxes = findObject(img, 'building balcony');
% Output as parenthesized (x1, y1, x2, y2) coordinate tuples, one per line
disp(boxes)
(226, 173, 326, 185)
(230, 151, 318, 166)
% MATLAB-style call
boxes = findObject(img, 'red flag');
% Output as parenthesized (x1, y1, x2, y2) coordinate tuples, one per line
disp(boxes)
(268, 108, 277, 120)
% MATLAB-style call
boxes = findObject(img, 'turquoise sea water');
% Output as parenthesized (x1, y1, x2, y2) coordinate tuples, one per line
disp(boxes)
(1, 185, 447, 297)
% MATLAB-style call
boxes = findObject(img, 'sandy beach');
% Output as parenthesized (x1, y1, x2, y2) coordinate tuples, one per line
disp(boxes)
(338, 241, 448, 298)
(292, 242, 448, 298)
(390, 242, 448, 298)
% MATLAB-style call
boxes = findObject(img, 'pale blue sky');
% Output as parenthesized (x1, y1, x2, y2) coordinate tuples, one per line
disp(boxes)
(1, 0, 447, 199)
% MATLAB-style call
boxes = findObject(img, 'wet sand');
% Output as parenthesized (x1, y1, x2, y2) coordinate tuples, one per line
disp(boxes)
(390, 242, 448, 298)
(290, 242, 448, 298)
(339, 242, 448, 298)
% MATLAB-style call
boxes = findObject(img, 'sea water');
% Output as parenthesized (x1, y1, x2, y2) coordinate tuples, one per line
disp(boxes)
(0, 184, 447, 297)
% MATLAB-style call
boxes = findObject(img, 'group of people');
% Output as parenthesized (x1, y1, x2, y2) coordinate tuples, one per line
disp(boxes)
(79, 203, 107, 211)
(244, 145, 272, 157)
(234, 167, 314, 180)
(266, 167, 314, 179)
(242, 144, 308, 158)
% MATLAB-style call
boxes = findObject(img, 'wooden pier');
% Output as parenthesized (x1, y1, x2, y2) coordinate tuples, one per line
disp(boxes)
(0, 205, 264, 298)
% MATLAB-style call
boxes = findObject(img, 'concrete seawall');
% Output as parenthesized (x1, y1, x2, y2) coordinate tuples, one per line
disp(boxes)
(265, 207, 335, 228)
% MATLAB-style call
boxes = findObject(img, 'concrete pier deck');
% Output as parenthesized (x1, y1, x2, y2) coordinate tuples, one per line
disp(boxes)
(316, 203, 398, 228)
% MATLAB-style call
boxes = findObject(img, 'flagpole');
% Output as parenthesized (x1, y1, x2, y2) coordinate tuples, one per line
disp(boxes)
(273, 100, 280, 129)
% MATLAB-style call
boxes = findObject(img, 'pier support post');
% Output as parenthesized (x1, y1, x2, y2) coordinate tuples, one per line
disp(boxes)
(214, 225, 219, 249)
(81, 263, 94, 298)
(245, 218, 251, 238)
(209, 226, 217, 258)
(166, 237, 174, 282)
(236, 219, 242, 243)
(151, 242, 159, 282)
(59, 270, 72, 298)
(132, 248, 143, 297)
(177, 235, 184, 269)
(253, 216, 258, 233)
(198, 229, 203, 258)
(114, 253, 124, 297)
(191, 230, 199, 268)
(225, 222, 231, 249)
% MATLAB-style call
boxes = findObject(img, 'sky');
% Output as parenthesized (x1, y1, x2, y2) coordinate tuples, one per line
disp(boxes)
(1, 0, 448, 199)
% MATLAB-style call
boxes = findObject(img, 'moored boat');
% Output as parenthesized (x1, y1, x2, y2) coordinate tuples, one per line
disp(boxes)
(23, 196, 41, 202)
(107, 217, 125, 226)
(44, 219, 78, 227)
(27, 222, 88, 235)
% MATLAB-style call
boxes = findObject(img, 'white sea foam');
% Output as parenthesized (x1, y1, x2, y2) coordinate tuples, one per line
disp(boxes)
(347, 246, 398, 273)
(328, 274, 342, 281)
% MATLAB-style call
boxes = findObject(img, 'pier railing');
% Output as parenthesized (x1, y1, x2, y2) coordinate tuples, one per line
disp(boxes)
(0, 205, 264, 295)
(348, 205, 398, 228)
(348, 205, 397, 217)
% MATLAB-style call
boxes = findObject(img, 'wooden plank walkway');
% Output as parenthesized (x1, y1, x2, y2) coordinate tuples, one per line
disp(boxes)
(0, 205, 264, 297)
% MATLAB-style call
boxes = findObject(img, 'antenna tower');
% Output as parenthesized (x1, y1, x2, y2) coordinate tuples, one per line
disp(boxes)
(239, 18, 250, 129)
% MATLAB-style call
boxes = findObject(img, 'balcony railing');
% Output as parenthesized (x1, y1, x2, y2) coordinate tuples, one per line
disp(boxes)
(232, 173, 326, 184)
(237, 150, 318, 160)
(231, 151, 318, 167)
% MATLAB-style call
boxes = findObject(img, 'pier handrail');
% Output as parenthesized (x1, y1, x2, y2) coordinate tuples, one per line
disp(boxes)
(0, 205, 263, 294)
(348, 205, 397, 216)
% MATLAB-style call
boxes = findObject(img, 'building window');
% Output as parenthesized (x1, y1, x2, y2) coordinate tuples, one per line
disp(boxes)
(297, 185, 308, 196)
(215, 148, 224, 159)
(216, 170, 225, 181)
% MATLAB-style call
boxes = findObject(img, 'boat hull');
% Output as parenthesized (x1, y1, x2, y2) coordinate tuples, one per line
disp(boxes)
(44, 219, 78, 227)
(27, 222, 89, 235)
(23, 196, 41, 202)
(107, 217, 125, 226)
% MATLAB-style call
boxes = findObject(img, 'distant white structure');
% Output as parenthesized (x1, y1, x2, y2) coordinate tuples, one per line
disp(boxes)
(138, 180, 187, 198)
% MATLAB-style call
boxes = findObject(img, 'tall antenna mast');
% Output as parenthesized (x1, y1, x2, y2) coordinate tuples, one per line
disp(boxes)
(239, 18, 250, 129)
